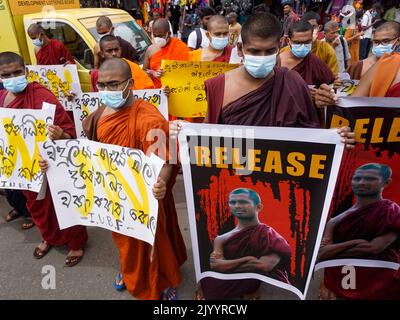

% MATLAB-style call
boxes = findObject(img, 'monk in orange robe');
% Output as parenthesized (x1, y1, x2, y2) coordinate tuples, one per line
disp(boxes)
(27, 23, 75, 65)
(91, 35, 154, 91)
(143, 18, 189, 89)
(315, 52, 400, 104)
(83, 58, 186, 300)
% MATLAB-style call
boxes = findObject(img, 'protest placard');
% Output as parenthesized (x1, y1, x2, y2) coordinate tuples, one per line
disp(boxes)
(39, 139, 164, 245)
(178, 123, 344, 299)
(161, 60, 238, 118)
(27, 64, 81, 111)
(72, 89, 168, 138)
(0, 107, 54, 191)
(315, 97, 400, 271)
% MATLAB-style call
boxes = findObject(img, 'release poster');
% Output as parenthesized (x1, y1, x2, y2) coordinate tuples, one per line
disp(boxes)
(178, 123, 344, 299)
(316, 97, 400, 271)
(315, 98, 400, 275)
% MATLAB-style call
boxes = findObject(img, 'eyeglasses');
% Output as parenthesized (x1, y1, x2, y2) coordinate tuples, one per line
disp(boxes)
(372, 37, 399, 46)
(96, 78, 131, 91)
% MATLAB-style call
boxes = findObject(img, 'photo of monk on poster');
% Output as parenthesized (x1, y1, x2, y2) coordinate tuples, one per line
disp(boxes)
(318, 163, 400, 263)
(209, 188, 292, 283)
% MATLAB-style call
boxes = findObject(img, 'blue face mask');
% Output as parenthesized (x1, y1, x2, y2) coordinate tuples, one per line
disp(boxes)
(32, 37, 43, 47)
(372, 44, 394, 58)
(99, 81, 130, 109)
(210, 36, 229, 50)
(243, 52, 277, 78)
(2, 75, 28, 93)
(291, 43, 312, 58)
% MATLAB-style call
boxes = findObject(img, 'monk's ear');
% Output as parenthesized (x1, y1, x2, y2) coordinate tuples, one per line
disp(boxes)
(383, 178, 392, 188)
(256, 203, 263, 213)
(128, 78, 134, 89)
(237, 42, 243, 57)
(206, 31, 211, 41)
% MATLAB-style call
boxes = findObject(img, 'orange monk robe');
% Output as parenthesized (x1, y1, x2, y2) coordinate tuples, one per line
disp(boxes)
(83, 99, 187, 300)
(122, 58, 155, 90)
(344, 28, 360, 66)
(369, 53, 400, 97)
(189, 49, 202, 62)
(149, 38, 189, 88)
(189, 46, 233, 63)
(90, 59, 154, 92)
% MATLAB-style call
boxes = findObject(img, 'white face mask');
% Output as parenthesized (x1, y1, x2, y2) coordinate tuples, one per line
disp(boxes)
(242, 51, 277, 79)
(153, 37, 167, 47)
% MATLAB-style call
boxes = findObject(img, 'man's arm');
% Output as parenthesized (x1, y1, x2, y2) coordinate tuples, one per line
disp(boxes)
(335, 232, 398, 258)
(94, 43, 101, 69)
(317, 239, 368, 261)
(142, 45, 152, 71)
(210, 255, 257, 273)
(351, 61, 378, 96)
(234, 253, 282, 273)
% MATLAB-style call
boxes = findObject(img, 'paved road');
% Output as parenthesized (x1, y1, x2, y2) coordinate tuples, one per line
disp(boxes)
(0, 176, 322, 300)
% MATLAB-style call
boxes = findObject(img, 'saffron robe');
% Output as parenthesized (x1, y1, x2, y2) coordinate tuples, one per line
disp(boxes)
(202, 224, 292, 300)
(82, 99, 187, 299)
(189, 46, 233, 63)
(369, 53, 400, 97)
(90, 58, 154, 92)
(324, 200, 400, 299)
(0, 83, 88, 250)
(36, 39, 75, 65)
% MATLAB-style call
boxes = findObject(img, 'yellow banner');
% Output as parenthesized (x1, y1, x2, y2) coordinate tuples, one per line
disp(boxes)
(161, 60, 238, 118)
(8, 0, 79, 16)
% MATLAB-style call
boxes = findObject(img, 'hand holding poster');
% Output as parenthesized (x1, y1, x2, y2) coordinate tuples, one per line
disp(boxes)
(72, 90, 168, 138)
(315, 97, 400, 300)
(178, 123, 344, 299)
(161, 60, 238, 118)
(0, 107, 54, 192)
(39, 139, 164, 245)
(27, 64, 81, 111)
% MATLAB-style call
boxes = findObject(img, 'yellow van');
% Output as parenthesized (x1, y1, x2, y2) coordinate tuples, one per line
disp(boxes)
(0, 1, 151, 91)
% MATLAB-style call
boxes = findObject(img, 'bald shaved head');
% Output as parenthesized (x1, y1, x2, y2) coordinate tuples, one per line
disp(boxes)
(324, 21, 339, 32)
(153, 18, 170, 35)
(96, 16, 113, 29)
(99, 58, 131, 79)
(207, 15, 228, 30)
(27, 23, 45, 37)
(0, 52, 25, 67)
(375, 21, 400, 37)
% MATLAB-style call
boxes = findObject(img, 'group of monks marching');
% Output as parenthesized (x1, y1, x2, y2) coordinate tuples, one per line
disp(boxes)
(0, 9, 399, 300)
